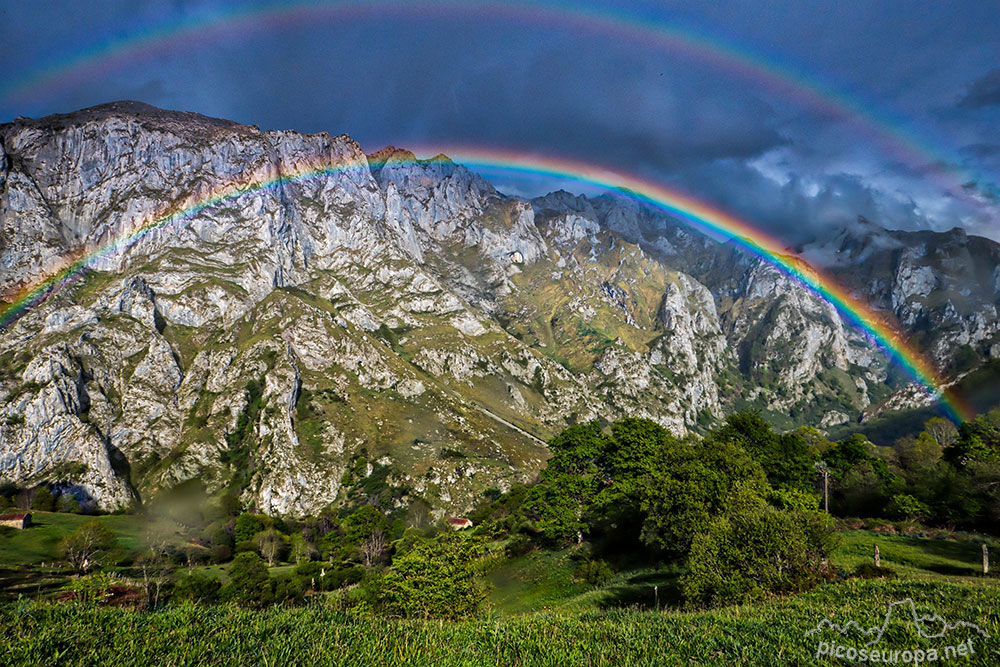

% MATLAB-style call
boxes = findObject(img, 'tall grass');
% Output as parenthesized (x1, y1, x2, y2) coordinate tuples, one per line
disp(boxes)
(2, 579, 999, 666)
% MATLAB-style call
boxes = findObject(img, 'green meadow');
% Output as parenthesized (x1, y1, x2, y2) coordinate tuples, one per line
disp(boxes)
(2, 526, 999, 666)
(1, 578, 998, 666)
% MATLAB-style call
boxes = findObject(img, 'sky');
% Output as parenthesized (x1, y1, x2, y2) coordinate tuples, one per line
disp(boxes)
(1, 0, 999, 245)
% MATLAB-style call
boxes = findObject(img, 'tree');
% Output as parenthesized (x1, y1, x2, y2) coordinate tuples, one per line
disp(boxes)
(820, 434, 901, 517)
(359, 530, 388, 568)
(343, 505, 389, 546)
(895, 432, 942, 480)
(136, 550, 174, 610)
(58, 520, 117, 571)
(136, 526, 175, 609)
(945, 409, 1000, 465)
(640, 437, 768, 556)
(224, 552, 272, 607)
(681, 486, 834, 606)
(714, 412, 815, 491)
(521, 421, 611, 544)
(821, 433, 873, 475)
(376, 531, 487, 619)
(522, 472, 597, 544)
(924, 417, 958, 448)
(322, 505, 389, 563)
(289, 534, 318, 564)
(594, 418, 676, 537)
(253, 529, 288, 566)
(234, 513, 266, 544)
(58, 494, 81, 513)
(836, 461, 901, 517)
(31, 486, 56, 512)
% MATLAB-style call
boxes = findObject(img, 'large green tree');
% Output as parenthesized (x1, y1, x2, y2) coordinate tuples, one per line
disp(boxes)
(715, 412, 815, 492)
(224, 552, 272, 607)
(640, 436, 768, 556)
(376, 531, 487, 619)
(522, 422, 611, 544)
(233, 513, 266, 544)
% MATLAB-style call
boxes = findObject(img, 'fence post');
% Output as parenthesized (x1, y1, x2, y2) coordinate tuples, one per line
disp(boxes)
(983, 544, 989, 576)
(874, 544, 880, 568)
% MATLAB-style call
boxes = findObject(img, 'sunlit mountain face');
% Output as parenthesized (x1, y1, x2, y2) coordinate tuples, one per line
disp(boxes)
(0, 2, 998, 513)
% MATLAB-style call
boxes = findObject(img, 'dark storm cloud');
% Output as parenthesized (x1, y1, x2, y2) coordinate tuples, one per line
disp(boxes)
(958, 69, 1000, 108)
(2, 0, 1000, 241)
(661, 158, 933, 245)
(962, 144, 1000, 158)
(408, 40, 789, 171)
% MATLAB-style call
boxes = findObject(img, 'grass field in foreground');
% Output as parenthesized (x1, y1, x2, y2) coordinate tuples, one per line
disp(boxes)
(1, 579, 998, 666)
(3, 523, 999, 665)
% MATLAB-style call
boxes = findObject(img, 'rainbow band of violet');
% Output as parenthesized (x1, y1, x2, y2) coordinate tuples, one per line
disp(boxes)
(0, 147, 971, 422)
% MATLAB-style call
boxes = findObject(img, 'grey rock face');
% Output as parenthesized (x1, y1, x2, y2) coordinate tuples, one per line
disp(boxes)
(0, 102, 994, 514)
(802, 218, 1000, 368)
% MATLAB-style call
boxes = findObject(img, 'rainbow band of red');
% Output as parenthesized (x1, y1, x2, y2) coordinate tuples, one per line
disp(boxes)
(0, 147, 970, 422)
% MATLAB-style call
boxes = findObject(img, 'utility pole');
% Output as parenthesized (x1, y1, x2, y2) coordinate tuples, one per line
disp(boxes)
(814, 461, 831, 513)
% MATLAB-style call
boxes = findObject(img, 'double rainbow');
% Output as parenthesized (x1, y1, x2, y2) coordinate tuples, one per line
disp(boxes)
(0, 146, 970, 422)
(2, 0, 988, 215)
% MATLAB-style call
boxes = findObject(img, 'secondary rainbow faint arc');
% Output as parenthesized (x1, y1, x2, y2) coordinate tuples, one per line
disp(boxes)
(0, 147, 970, 422)
(2, 0, 983, 202)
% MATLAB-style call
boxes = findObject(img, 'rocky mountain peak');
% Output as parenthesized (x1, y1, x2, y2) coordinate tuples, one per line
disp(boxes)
(2, 100, 257, 139)
(367, 145, 417, 170)
(0, 102, 995, 516)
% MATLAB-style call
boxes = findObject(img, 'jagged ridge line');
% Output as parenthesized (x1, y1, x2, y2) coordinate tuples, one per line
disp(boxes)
(0, 147, 972, 422)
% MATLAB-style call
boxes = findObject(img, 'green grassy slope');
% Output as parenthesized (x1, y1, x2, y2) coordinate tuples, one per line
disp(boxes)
(1, 579, 998, 666)
(0, 513, 145, 566)
(1, 528, 1000, 665)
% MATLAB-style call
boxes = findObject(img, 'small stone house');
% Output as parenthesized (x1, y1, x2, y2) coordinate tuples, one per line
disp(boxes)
(446, 517, 473, 530)
(0, 512, 31, 529)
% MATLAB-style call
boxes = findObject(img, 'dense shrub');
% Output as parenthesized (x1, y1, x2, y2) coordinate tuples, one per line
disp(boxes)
(223, 552, 272, 607)
(294, 561, 362, 591)
(575, 558, 614, 586)
(31, 486, 57, 511)
(376, 532, 487, 619)
(504, 534, 534, 558)
(234, 513, 266, 544)
(680, 488, 834, 606)
(886, 494, 930, 521)
(272, 574, 305, 605)
(173, 572, 221, 603)
(851, 563, 898, 579)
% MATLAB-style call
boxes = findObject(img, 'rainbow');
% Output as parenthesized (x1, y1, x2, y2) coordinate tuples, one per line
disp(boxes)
(0, 146, 971, 422)
(1, 0, 987, 214)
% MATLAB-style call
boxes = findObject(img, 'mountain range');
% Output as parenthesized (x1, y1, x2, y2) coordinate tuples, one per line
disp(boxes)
(1, 101, 997, 516)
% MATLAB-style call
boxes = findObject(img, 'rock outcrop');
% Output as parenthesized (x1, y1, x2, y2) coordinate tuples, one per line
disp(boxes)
(0, 102, 995, 514)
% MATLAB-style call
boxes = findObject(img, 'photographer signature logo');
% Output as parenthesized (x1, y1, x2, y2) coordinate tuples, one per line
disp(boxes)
(807, 598, 991, 663)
